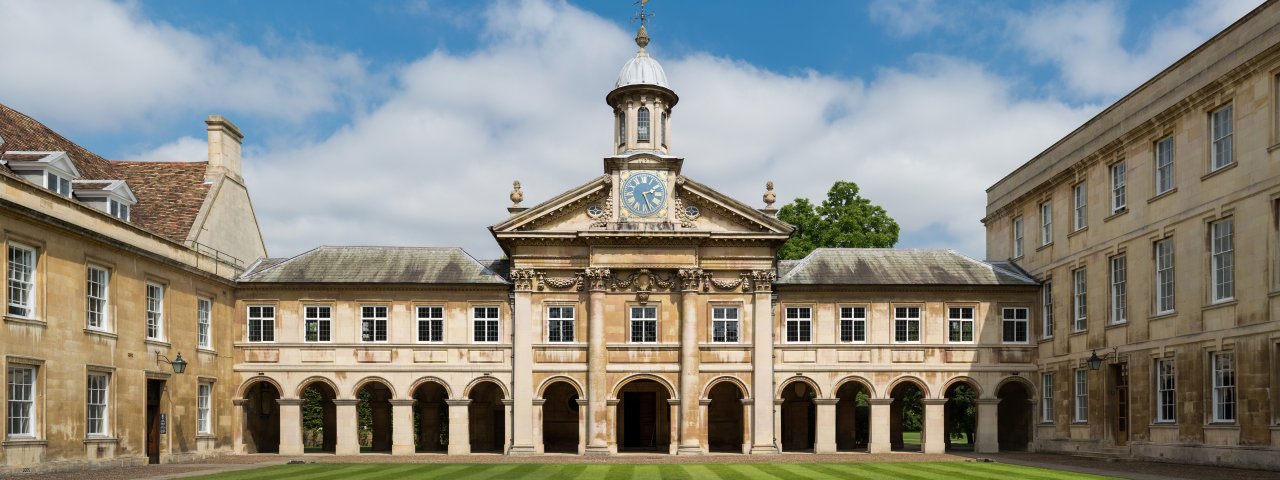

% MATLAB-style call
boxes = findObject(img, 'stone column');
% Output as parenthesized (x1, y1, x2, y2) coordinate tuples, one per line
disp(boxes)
(391, 399, 416, 455)
(749, 270, 779, 454)
(669, 398, 681, 455)
(334, 399, 360, 456)
(813, 398, 838, 454)
(585, 268, 612, 455)
(868, 399, 892, 454)
(503, 398, 515, 454)
(576, 399, 589, 455)
(606, 399, 619, 453)
(740, 399, 752, 454)
(773, 399, 784, 452)
(975, 398, 1001, 453)
(446, 399, 472, 455)
(232, 398, 247, 454)
(677, 268, 703, 455)
(923, 399, 947, 454)
(509, 269, 537, 455)
(278, 398, 304, 456)
(532, 399, 546, 453)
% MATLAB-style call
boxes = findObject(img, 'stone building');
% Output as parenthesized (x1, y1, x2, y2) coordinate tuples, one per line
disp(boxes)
(0, 104, 265, 474)
(983, 0, 1280, 470)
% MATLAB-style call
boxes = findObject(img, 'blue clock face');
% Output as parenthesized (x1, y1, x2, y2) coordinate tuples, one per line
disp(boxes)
(621, 172, 667, 216)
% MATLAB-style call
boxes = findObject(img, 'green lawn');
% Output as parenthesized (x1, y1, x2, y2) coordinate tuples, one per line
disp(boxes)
(188, 462, 1117, 479)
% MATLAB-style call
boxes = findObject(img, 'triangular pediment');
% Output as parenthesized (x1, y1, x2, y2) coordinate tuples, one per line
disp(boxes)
(490, 175, 610, 233)
(674, 176, 794, 235)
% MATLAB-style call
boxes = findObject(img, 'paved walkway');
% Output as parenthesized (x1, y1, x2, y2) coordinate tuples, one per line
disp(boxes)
(11, 451, 1280, 479)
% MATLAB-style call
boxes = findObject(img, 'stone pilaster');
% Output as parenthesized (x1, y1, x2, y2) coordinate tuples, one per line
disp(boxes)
(333, 399, 360, 456)
(677, 268, 703, 455)
(749, 270, 779, 454)
(585, 268, 612, 455)
(975, 398, 1001, 453)
(446, 399, 472, 455)
(277, 398, 304, 456)
(390, 399, 416, 455)
(813, 398, 839, 454)
(868, 398, 892, 453)
(509, 268, 537, 455)
(232, 398, 247, 455)
(923, 399, 948, 454)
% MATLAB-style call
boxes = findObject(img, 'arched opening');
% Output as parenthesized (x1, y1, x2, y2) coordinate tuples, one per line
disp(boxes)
(541, 381, 580, 453)
(997, 381, 1033, 451)
(943, 381, 979, 451)
(780, 380, 816, 452)
(890, 381, 925, 451)
(356, 381, 393, 453)
(468, 381, 506, 453)
(412, 381, 449, 452)
(299, 381, 337, 453)
(242, 381, 280, 454)
(835, 381, 871, 452)
(615, 379, 672, 453)
(637, 107, 651, 143)
(706, 382, 744, 453)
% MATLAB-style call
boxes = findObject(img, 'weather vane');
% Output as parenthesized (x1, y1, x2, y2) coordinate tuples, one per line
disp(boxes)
(631, 0, 654, 27)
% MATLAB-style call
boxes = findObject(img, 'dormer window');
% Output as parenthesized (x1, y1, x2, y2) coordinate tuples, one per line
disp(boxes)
(109, 199, 130, 221)
(72, 180, 137, 224)
(46, 172, 71, 197)
(637, 107, 651, 143)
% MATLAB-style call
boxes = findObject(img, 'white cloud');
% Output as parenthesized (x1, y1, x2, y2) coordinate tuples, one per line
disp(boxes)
(869, 0, 948, 37)
(0, 0, 367, 131)
(1014, 0, 1262, 98)
(205, 0, 1096, 260)
(127, 136, 206, 163)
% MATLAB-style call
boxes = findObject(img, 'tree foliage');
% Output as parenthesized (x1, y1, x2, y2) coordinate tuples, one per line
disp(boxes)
(776, 181, 899, 260)
(947, 384, 978, 444)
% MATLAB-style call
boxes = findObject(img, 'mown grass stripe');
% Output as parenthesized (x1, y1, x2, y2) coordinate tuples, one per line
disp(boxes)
(271, 463, 387, 480)
(632, 464, 663, 480)
(681, 464, 720, 480)
(574, 465, 613, 480)
(794, 462, 883, 480)
(705, 463, 752, 480)
(202, 463, 330, 480)
(851, 462, 935, 480)
(358, 463, 434, 480)
(903, 462, 999, 480)
(604, 463, 635, 480)
(976, 462, 1114, 480)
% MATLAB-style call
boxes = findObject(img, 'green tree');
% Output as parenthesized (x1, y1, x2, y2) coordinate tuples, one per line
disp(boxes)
(776, 181, 899, 260)
(947, 384, 978, 444)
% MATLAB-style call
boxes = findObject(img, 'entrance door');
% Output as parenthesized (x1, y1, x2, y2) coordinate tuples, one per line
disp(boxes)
(1112, 364, 1129, 446)
(623, 392, 656, 449)
(146, 380, 163, 464)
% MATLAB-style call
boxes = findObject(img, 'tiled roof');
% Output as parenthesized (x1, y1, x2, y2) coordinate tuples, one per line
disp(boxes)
(776, 248, 1039, 286)
(239, 246, 510, 284)
(0, 103, 212, 243)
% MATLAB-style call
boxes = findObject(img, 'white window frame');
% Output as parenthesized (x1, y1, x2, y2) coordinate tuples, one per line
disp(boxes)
(197, 382, 212, 434)
(784, 306, 812, 343)
(1110, 161, 1126, 213)
(305, 305, 333, 343)
(629, 305, 657, 344)
(1210, 218, 1234, 303)
(1073, 369, 1088, 423)
(547, 305, 576, 343)
(1040, 201, 1053, 246)
(7, 243, 37, 319)
(1072, 268, 1087, 332)
(839, 305, 866, 343)
(1041, 373, 1054, 423)
(637, 106, 651, 143)
(145, 282, 164, 340)
(1012, 216, 1024, 259)
(415, 305, 443, 343)
(1155, 358, 1176, 424)
(1155, 136, 1175, 195)
(361, 305, 389, 343)
(1042, 282, 1054, 339)
(894, 306, 921, 343)
(247, 305, 275, 343)
(86, 265, 109, 331)
(1154, 239, 1175, 315)
(1109, 255, 1127, 325)
(7, 365, 36, 438)
(711, 306, 740, 343)
(1002, 307, 1029, 344)
(86, 373, 109, 437)
(45, 172, 71, 197)
(1211, 352, 1236, 423)
(108, 199, 130, 222)
(1072, 183, 1087, 231)
(947, 306, 974, 343)
(1210, 104, 1234, 171)
(197, 297, 212, 349)
(472, 306, 500, 344)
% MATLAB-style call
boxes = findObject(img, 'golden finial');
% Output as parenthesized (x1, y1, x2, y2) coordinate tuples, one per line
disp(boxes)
(510, 180, 523, 206)
(763, 181, 776, 208)
(632, 0, 653, 49)
(636, 25, 650, 49)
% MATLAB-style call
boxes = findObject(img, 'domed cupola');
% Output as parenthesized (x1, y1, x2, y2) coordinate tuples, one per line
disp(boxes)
(607, 25, 678, 155)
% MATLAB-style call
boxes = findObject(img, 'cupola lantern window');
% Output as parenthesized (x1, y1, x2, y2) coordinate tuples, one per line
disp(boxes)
(618, 111, 626, 146)
(637, 107, 651, 143)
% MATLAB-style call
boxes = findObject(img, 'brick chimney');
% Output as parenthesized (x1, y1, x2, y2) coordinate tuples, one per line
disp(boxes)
(205, 115, 243, 182)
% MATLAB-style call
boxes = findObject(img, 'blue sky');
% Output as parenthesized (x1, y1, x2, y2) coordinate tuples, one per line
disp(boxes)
(0, 0, 1263, 259)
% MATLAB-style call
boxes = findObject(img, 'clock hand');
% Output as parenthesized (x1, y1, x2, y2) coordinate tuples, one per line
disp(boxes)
(641, 192, 652, 210)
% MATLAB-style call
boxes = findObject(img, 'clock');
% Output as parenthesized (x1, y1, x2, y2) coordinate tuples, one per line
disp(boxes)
(621, 172, 667, 216)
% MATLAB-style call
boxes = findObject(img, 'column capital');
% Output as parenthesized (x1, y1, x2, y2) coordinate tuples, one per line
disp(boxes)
(749, 270, 776, 292)
(232, 398, 247, 406)
(511, 268, 537, 292)
(667, 398, 682, 406)
(868, 398, 893, 406)
(276, 398, 303, 406)
(585, 268, 612, 291)
(607, 399, 620, 406)
(698, 399, 712, 406)
(389, 399, 417, 407)
(812, 398, 839, 406)
(678, 268, 703, 292)
(502, 398, 515, 407)
(740, 399, 753, 405)
(575, 399, 589, 406)
(445, 399, 472, 407)
(975, 398, 1002, 405)
(532, 399, 546, 406)
(922, 399, 949, 406)
(773, 399, 785, 405)
(332, 399, 359, 407)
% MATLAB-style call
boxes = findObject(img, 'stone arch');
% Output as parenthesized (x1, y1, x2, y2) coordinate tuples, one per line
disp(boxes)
(237, 376, 283, 398)
(885, 375, 931, 399)
(832, 375, 876, 399)
(701, 376, 750, 400)
(537, 376, 584, 398)
(942, 376, 983, 451)
(296, 377, 338, 453)
(994, 375, 1036, 398)
(351, 376, 397, 399)
(611, 373, 677, 400)
(777, 375, 822, 399)
(239, 378, 282, 454)
(996, 376, 1036, 451)
(463, 376, 510, 399)
(887, 376, 929, 452)
(408, 376, 454, 400)
(705, 379, 747, 453)
(293, 376, 340, 398)
(942, 376, 983, 398)
(833, 376, 875, 452)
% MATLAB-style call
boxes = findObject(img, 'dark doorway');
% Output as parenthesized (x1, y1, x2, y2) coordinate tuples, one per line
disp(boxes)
(835, 381, 870, 451)
(300, 382, 337, 453)
(996, 381, 1032, 451)
(541, 382, 580, 453)
(357, 382, 393, 453)
(1111, 364, 1129, 446)
(243, 381, 281, 454)
(146, 379, 164, 464)
(615, 379, 671, 452)
(780, 381, 815, 452)
(413, 382, 449, 452)
(706, 382, 744, 453)
(890, 381, 925, 451)
(468, 381, 506, 453)
(943, 382, 979, 451)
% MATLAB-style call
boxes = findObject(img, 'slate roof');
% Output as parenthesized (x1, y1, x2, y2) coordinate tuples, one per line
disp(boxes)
(0, 103, 212, 243)
(239, 246, 509, 284)
(776, 248, 1038, 286)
